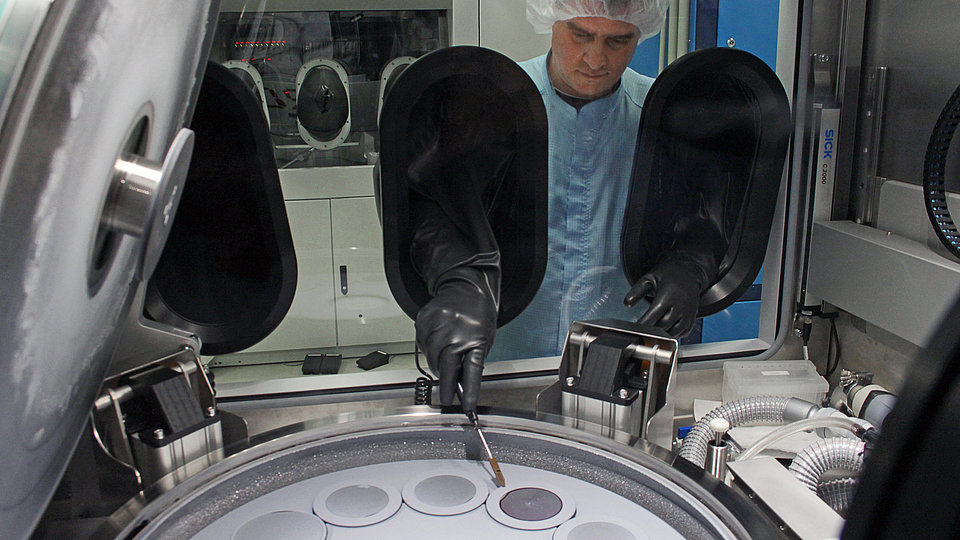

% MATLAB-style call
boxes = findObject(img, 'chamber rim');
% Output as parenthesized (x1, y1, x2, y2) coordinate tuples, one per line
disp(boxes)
(109, 408, 760, 540)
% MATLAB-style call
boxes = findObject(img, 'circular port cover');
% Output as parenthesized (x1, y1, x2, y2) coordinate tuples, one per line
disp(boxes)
(486, 483, 575, 530)
(312, 480, 401, 527)
(402, 469, 489, 516)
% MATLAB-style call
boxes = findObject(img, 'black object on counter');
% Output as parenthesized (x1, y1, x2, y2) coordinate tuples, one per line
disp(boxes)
(302, 353, 341, 375)
(357, 351, 390, 371)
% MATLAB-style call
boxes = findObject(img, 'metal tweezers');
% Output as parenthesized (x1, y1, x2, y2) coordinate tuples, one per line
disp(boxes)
(458, 384, 505, 487)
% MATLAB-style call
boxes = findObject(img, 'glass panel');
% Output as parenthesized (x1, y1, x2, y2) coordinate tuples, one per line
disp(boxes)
(627, 0, 786, 346)
(208, 8, 449, 169)
(207, 1, 796, 394)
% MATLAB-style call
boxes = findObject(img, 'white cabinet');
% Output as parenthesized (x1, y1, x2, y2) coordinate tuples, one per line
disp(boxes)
(331, 197, 416, 347)
(243, 200, 338, 353)
(237, 192, 414, 357)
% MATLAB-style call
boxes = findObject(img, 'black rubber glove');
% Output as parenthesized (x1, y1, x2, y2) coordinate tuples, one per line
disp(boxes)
(415, 268, 497, 412)
(405, 80, 511, 412)
(624, 253, 713, 338)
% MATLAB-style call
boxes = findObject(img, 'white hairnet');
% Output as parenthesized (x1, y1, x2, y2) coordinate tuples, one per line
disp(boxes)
(527, 0, 669, 41)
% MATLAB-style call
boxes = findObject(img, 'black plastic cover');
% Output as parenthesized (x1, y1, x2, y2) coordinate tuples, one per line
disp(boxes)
(621, 48, 791, 316)
(145, 62, 297, 355)
(298, 64, 349, 140)
(378, 46, 548, 326)
(357, 351, 390, 371)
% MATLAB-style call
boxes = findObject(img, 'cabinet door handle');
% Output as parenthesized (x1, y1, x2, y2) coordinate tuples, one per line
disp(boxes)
(339, 265, 348, 295)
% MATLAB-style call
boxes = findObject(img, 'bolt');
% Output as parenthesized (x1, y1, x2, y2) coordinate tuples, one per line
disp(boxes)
(153, 428, 165, 440)
(618, 389, 629, 399)
(206, 406, 216, 417)
(726, 37, 736, 47)
(793, 328, 804, 338)
(565, 376, 576, 387)
(817, 54, 831, 63)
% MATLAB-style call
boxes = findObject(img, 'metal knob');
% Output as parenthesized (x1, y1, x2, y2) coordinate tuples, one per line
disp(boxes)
(710, 417, 730, 445)
(102, 128, 194, 281)
(706, 417, 731, 481)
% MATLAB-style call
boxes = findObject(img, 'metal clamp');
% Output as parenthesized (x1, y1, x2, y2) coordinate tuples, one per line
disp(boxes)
(102, 128, 194, 281)
(557, 320, 679, 449)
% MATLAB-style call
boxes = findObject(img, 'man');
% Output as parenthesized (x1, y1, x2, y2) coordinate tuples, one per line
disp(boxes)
(415, 0, 719, 408)
(489, 0, 714, 362)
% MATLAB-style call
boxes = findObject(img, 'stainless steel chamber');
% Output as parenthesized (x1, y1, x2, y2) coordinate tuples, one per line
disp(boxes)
(107, 410, 778, 539)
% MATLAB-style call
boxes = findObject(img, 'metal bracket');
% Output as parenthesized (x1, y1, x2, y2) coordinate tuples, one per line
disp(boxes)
(548, 320, 678, 449)
(104, 128, 194, 281)
(91, 347, 228, 492)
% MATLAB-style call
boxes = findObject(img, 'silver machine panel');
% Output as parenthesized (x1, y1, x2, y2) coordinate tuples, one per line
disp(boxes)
(0, 1, 219, 538)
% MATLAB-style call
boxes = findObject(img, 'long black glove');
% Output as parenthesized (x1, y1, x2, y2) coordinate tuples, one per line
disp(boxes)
(406, 81, 512, 412)
(624, 253, 711, 337)
(415, 267, 498, 411)
(410, 201, 500, 412)
(624, 210, 724, 338)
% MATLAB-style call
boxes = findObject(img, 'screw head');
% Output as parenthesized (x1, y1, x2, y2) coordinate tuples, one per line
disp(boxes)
(153, 428, 165, 440)
(206, 406, 216, 417)
(566, 377, 576, 386)
(726, 37, 736, 47)
(618, 389, 629, 399)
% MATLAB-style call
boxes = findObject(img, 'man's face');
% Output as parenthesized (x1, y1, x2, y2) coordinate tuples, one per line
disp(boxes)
(548, 17, 640, 99)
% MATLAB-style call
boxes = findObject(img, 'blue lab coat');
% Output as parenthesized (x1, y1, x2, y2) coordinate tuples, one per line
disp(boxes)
(488, 53, 654, 361)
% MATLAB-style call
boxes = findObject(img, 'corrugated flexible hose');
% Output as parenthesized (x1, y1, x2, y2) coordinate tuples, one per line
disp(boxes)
(817, 477, 859, 516)
(679, 395, 818, 468)
(789, 437, 865, 515)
